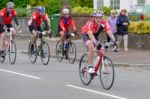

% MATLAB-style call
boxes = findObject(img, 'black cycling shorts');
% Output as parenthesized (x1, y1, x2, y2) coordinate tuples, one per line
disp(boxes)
(29, 26, 42, 34)
(0, 24, 13, 33)
(82, 34, 99, 43)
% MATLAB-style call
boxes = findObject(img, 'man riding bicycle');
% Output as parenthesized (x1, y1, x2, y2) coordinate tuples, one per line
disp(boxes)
(81, 10, 117, 73)
(59, 8, 77, 45)
(28, 6, 50, 51)
(0, 2, 20, 57)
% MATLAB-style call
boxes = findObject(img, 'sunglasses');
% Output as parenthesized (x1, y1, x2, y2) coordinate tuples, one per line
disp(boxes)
(8, 8, 13, 10)
(111, 13, 116, 14)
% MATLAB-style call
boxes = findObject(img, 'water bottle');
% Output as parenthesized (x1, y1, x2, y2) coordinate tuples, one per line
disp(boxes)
(64, 41, 69, 50)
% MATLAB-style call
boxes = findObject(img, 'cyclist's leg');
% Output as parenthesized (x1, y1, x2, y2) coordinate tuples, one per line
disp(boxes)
(0, 24, 5, 56)
(59, 31, 66, 43)
(29, 26, 37, 44)
(82, 34, 94, 66)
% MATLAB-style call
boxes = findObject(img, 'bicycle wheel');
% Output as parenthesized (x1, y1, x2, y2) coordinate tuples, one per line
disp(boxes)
(68, 42, 76, 64)
(99, 56, 115, 90)
(79, 54, 92, 85)
(55, 41, 64, 62)
(40, 41, 50, 65)
(8, 41, 17, 64)
(28, 41, 38, 63)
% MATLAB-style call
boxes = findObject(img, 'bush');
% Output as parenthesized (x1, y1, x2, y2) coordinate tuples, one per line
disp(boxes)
(100, 6, 112, 16)
(15, 7, 27, 17)
(72, 6, 94, 14)
(128, 21, 150, 34)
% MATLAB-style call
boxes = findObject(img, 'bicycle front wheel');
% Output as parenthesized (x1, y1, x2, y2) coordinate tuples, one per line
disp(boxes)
(8, 41, 17, 64)
(99, 56, 115, 90)
(55, 41, 64, 62)
(40, 41, 50, 65)
(28, 41, 38, 63)
(68, 42, 76, 64)
(79, 54, 92, 85)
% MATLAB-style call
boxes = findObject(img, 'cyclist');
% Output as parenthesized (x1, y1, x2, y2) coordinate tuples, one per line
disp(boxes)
(28, 6, 50, 51)
(58, 8, 77, 45)
(0, 2, 20, 57)
(81, 10, 117, 73)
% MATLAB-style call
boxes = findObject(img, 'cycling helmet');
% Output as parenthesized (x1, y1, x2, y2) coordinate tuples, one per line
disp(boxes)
(7, 2, 14, 9)
(62, 8, 69, 14)
(38, 6, 46, 13)
(93, 10, 104, 17)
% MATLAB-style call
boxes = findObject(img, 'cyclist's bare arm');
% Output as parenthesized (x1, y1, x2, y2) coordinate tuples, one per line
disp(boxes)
(87, 31, 97, 42)
(13, 16, 19, 26)
(106, 31, 115, 42)
(0, 16, 4, 26)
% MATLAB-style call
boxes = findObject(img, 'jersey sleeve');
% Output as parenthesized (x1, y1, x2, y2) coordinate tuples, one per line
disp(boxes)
(59, 19, 66, 32)
(12, 9, 17, 16)
(0, 10, 4, 16)
(103, 21, 111, 32)
(70, 19, 76, 31)
(32, 12, 37, 20)
(42, 14, 47, 21)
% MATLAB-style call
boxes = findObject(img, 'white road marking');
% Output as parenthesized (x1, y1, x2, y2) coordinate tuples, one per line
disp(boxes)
(0, 69, 41, 79)
(66, 84, 126, 99)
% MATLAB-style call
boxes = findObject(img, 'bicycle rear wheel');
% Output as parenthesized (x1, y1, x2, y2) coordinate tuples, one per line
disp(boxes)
(55, 41, 64, 62)
(28, 41, 38, 63)
(8, 41, 17, 64)
(79, 54, 92, 85)
(41, 41, 50, 65)
(99, 56, 115, 90)
(68, 42, 76, 64)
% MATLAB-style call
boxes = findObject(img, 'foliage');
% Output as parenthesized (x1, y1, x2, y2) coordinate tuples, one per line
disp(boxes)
(100, 6, 112, 16)
(72, 6, 94, 14)
(15, 7, 28, 17)
(128, 21, 150, 34)
(68, 0, 93, 8)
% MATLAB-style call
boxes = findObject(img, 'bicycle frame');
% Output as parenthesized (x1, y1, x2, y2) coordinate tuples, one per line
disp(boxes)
(92, 42, 107, 76)
(4, 28, 13, 53)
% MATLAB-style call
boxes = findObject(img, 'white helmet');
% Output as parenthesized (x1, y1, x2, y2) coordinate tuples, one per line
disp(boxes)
(93, 10, 104, 17)
(62, 8, 69, 14)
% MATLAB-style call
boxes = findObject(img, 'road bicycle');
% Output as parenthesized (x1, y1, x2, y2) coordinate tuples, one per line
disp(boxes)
(0, 28, 17, 64)
(28, 31, 50, 65)
(79, 41, 115, 90)
(55, 32, 76, 64)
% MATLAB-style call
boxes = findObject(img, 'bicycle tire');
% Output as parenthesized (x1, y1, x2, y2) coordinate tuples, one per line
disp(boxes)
(55, 40, 64, 62)
(40, 41, 50, 65)
(79, 54, 92, 85)
(68, 42, 76, 64)
(8, 41, 17, 64)
(28, 41, 38, 63)
(99, 56, 115, 90)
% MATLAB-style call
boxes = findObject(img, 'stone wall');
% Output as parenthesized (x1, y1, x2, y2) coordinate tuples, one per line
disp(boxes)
(16, 17, 150, 49)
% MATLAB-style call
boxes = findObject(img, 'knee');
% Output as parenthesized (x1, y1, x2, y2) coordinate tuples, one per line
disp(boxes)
(60, 31, 65, 36)
(87, 43, 94, 51)
(0, 33, 5, 38)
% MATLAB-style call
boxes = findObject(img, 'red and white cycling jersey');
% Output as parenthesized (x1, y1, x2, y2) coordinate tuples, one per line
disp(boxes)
(28, 11, 48, 27)
(81, 18, 111, 34)
(59, 16, 76, 32)
(0, 8, 17, 25)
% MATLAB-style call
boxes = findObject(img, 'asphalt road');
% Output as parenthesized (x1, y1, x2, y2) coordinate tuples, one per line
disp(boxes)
(0, 53, 150, 99)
